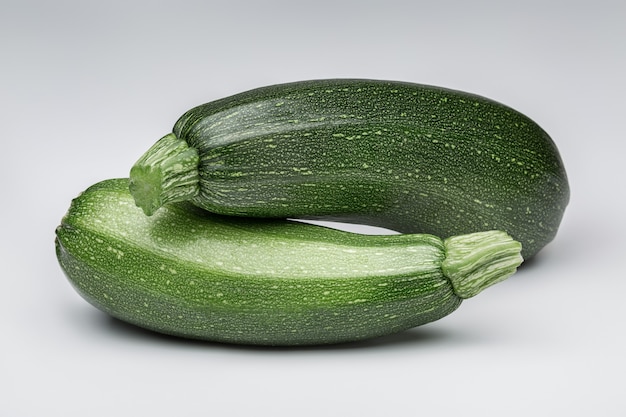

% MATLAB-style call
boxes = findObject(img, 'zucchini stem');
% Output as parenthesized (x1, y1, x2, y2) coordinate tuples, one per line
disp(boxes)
(442, 230, 523, 299)
(129, 133, 200, 216)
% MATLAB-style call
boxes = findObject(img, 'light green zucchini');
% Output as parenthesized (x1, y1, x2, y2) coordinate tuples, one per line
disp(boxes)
(56, 179, 522, 346)
(129, 79, 569, 259)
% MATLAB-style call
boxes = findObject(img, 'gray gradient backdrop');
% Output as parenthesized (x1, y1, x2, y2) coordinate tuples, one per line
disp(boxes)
(2, 0, 625, 416)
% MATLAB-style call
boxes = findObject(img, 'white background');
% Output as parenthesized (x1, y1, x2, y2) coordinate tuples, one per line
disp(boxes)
(2, 0, 625, 415)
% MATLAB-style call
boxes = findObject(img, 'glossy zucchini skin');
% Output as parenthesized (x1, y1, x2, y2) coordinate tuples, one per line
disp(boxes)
(130, 79, 569, 259)
(56, 179, 522, 346)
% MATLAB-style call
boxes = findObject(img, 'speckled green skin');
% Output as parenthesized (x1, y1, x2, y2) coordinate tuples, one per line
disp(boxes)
(172, 79, 569, 258)
(56, 179, 464, 346)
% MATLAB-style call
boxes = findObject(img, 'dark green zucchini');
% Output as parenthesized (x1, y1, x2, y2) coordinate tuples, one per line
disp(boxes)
(129, 79, 569, 258)
(56, 179, 522, 346)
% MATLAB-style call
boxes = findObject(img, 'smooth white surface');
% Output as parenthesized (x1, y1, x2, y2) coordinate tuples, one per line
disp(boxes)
(2, 1, 625, 416)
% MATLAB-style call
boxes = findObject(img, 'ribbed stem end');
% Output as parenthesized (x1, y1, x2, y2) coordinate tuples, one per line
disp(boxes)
(129, 133, 200, 216)
(442, 230, 523, 299)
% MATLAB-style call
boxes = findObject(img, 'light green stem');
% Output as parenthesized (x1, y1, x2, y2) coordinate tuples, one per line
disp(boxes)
(129, 133, 200, 216)
(442, 230, 523, 299)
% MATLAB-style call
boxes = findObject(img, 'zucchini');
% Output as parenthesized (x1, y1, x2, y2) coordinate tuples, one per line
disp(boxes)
(129, 79, 569, 259)
(56, 179, 522, 346)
